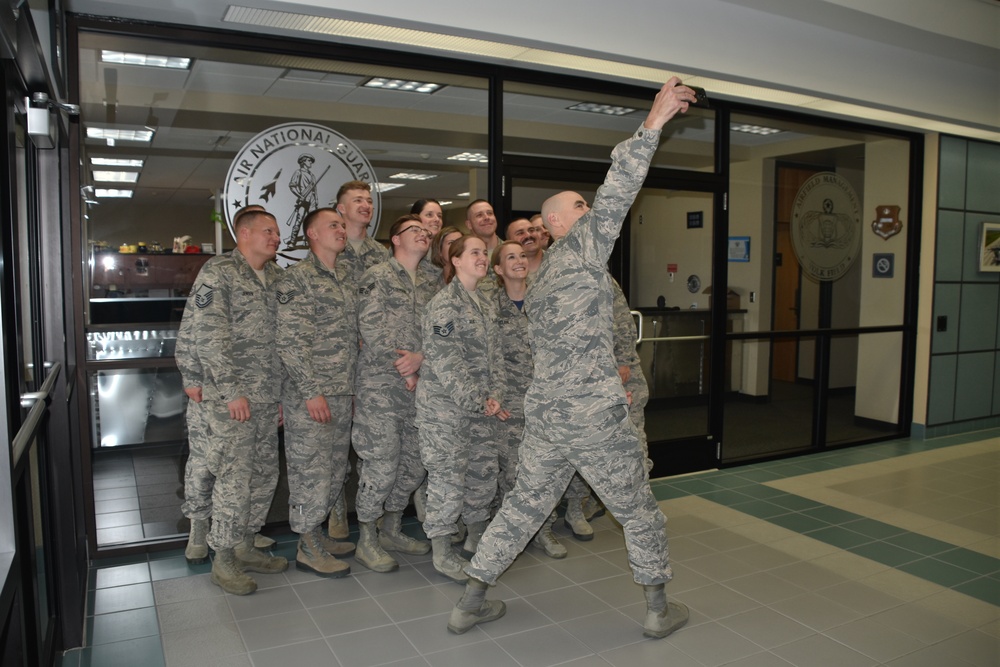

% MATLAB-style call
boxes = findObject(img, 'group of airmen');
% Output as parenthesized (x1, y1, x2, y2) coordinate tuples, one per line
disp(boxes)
(175, 77, 699, 640)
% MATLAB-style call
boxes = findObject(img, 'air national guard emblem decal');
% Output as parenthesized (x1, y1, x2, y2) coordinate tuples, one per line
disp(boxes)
(790, 172, 862, 282)
(872, 205, 903, 240)
(223, 122, 380, 268)
(433, 321, 455, 338)
(194, 284, 214, 309)
(276, 289, 296, 305)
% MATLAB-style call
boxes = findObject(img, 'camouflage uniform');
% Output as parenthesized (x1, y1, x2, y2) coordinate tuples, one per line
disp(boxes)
(612, 277, 652, 471)
(175, 312, 212, 521)
(417, 280, 505, 538)
(339, 236, 390, 283)
(467, 125, 672, 586)
(353, 257, 438, 523)
(274, 252, 358, 533)
(177, 248, 282, 551)
(494, 287, 531, 500)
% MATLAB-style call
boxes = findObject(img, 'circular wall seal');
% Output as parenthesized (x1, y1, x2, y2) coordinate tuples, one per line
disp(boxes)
(790, 172, 862, 282)
(223, 122, 380, 266)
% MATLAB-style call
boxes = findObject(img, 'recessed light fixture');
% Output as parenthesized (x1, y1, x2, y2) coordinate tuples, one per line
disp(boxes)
(87, 128, 154, 143)
(567, 103, 637, 116)
(373, 183, 404, 192)
(93, 171, 140, 183)
(456, 192, 470, 198)
(95, 189, 134, 198)
(364, 78, 442, 94)
(447, 152, 488, 163)
(730, 123, 783, 136)
(438, 200, 453, 207)
(91, 157, 145, 168)
(390, 173, 437, 180)
(101, 50, 191, 70)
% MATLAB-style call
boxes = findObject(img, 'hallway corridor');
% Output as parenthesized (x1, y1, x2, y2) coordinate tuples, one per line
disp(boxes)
(61, 431, 999, 666)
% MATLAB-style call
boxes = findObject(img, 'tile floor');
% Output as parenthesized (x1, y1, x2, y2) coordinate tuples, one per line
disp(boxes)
(59, 431, 999, 666)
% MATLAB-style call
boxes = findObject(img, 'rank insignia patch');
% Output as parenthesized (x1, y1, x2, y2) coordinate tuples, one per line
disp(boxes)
(433, 321, 455, 337)
(194, 284, 214, 309)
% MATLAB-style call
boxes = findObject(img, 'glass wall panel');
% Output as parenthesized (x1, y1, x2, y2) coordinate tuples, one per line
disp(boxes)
(723, 337, 816, 463)
(503, 81, 715, 172)
(78, 29, 490, 548)
(725, 111, 911, 458)
(827, 333, 903, 446)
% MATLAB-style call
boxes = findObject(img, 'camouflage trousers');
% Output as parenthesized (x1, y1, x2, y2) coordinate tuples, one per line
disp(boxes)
(284, 394, 352, 533)
(495, 409, 523, 506)
(352, 382, 425, 523)
(181, 398, 213, 520)
(466, 404, 671, 586)
(419, 410, 499, 538)
(627, 367, 651, 472)
(203, 401, 280, 550)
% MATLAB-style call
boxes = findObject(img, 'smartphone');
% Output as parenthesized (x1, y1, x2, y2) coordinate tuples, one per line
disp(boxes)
(677, 83, 709, 108)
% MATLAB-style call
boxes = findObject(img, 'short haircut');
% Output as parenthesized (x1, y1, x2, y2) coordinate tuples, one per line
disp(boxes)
(389, 214, 421, 239)
(234, 209, 274, 234)
(410, 198, 441, 216)
(465, 199, 491, 218)
(504, 217, 530, 240)
(301, 207, 339, 235)
(336, 180, 371, 204)
(233, 204, 265, 231)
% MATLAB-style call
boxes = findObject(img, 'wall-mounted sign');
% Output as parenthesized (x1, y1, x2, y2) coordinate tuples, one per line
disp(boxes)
(728, 236, 750, 262)
(873, 253, 894, 278)
(791, 172, 861, 282)
(687, 211, 703, 229)
(872, 205, 903, 240)
(223, 122, 380, 266)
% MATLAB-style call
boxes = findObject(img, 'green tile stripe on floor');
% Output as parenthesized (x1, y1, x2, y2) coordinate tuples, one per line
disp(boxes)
(651, 434, 1000, 606)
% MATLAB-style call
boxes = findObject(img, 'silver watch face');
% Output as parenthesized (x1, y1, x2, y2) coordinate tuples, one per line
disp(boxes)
(687, 274, 701, 293)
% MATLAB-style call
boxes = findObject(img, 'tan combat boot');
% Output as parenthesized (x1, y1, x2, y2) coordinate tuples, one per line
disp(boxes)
(431, 535, 470, 583)
(642, 584, 689, 639)
(531, 513, 567, 559)
(355, 521, 398, 573)
(235, 533, 288, 574)
(297, 526, 350, 578)
(211, 548, 257, 595)
(379, 510, 430, 555)
(462, 520, 488, 555)
(447, 576, 506, 634)
(185, 518, 210, 564)
(327, 490, 350, 540)
(564, 498, 594, 541)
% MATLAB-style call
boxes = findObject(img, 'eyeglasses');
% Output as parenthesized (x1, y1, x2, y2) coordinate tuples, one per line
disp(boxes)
(397, 226, 430, 238)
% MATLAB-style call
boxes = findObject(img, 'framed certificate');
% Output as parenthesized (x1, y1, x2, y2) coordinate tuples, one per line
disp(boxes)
(728, 236, 750, 262)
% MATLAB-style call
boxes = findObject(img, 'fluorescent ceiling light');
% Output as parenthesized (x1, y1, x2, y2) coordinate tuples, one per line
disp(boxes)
(95, 189, 134, 198)
(102, 50, 191, 69)
(91, 157, 145, 168)
(93, 171, 140, 183)
(447, 152, 488, 163)
(567, 103, 637, 116)
(438, 200, 453, 206)
(87, 128, 154, 143)
(456, 192, 470, 197)
(730, 123, 783, 136)
(373, 182, 404, 192)
(390, 173, 437, 180)
(364, 78, 442, 93)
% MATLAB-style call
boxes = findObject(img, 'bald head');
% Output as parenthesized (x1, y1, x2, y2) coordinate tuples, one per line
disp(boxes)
(540, 191, 590, 240)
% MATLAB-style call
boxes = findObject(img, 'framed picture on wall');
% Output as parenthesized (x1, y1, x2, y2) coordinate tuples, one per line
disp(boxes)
(728, 236, 750, 262)
(978, 222, 1000, 272)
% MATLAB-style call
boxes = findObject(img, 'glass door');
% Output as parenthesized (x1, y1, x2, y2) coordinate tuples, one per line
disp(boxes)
(506, 171, 723, 476)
